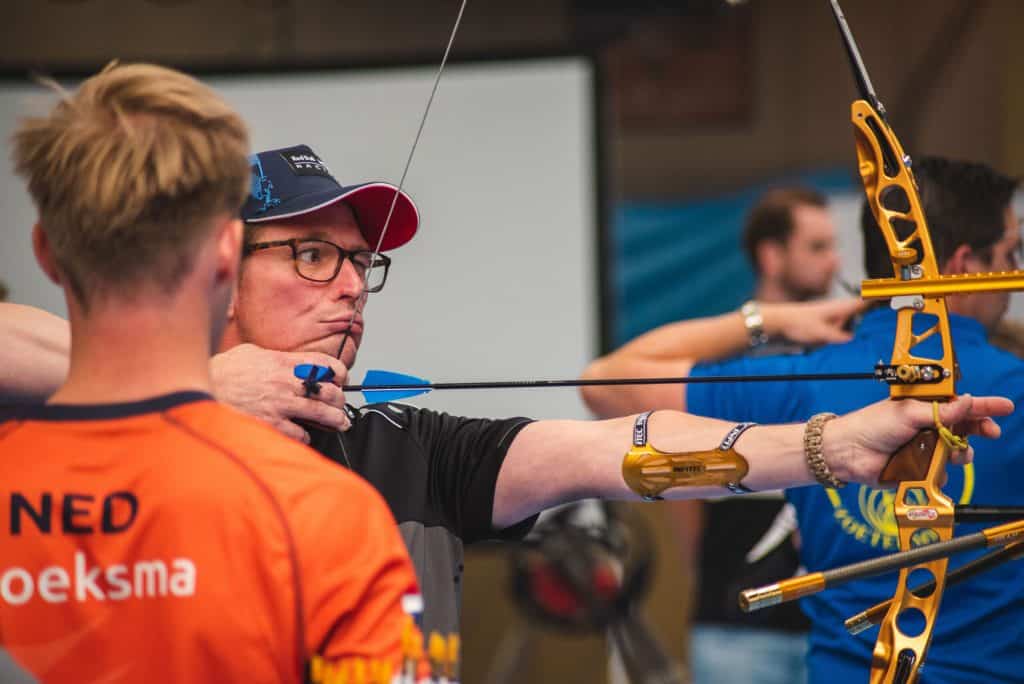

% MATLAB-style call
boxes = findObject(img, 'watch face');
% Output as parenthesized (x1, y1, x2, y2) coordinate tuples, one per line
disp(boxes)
(740, 301, 765, 346)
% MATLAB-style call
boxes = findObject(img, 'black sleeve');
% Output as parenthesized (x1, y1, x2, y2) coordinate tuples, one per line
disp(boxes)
(404, 407, 537, 544)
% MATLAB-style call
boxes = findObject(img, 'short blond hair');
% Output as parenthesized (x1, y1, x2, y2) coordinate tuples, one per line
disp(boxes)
(12, 62, 250, 305)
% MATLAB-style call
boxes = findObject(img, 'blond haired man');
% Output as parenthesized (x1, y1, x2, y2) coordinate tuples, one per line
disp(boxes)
(0, 64, 420, 683)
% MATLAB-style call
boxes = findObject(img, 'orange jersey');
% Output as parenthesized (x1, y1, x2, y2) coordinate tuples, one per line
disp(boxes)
(0, 392, 421, 683)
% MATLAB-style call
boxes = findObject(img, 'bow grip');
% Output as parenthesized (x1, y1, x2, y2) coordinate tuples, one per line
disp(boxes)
(878, 429, 939, 488)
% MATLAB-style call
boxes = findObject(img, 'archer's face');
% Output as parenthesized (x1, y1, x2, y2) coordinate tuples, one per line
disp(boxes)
(966, 206, 1021, 330)
(229, 203, 369, 368)
(779, 204, 840, 301)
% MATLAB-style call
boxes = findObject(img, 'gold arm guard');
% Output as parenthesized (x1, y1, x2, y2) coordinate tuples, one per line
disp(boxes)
(622, 443, 751, 501)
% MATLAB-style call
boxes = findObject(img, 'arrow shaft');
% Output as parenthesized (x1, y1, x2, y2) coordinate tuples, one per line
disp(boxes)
(741, 517, 1024, 613)
(344, 371, 877, 393)
(846, 541, 1024, 634)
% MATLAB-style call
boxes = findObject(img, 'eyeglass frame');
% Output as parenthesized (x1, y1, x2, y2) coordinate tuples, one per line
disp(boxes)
(242, 238, 392, 292)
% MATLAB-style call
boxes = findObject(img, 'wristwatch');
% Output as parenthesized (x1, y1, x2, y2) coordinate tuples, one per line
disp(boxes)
(740, 300, 768, 347)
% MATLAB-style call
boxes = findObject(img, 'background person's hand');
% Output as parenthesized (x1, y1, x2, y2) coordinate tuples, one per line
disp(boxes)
(211, 344, 351, 443)
(762, 298, 866, 346)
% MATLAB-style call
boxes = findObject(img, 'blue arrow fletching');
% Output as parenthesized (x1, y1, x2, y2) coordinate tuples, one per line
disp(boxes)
(293, 364, 335, 383)
(361, 369, 432, 403)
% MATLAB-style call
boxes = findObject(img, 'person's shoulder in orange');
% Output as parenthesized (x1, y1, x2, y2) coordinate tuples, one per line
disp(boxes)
(166, 400, 421, 668)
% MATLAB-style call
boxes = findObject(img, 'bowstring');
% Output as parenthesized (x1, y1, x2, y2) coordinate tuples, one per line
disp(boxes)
(333, 0, 468, 466)
(335, 0, 469, 362)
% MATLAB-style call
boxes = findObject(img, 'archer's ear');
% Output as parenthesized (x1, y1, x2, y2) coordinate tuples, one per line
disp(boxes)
(941, 244, 973, 276)
(222, 218, 244, 321)
(32, 223, 62, 286)
(214, 217, 243, 285)
(757, 240, 785, 278)
(226, 279, 239, 321)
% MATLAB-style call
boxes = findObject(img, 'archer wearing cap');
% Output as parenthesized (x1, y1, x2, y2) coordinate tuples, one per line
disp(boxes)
(214, 142, 1010, 642)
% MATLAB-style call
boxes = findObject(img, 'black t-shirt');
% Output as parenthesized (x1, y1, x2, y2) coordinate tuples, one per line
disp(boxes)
(307, 402, 536, 639)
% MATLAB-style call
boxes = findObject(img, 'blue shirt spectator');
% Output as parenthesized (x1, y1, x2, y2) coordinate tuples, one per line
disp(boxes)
(689, 307, 1024, 684)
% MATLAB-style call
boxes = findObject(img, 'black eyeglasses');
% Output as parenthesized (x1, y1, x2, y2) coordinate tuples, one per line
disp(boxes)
(243, 238, 391, 292)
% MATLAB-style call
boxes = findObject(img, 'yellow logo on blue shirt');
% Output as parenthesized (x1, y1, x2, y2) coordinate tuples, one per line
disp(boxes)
(825, 463, 975, 550)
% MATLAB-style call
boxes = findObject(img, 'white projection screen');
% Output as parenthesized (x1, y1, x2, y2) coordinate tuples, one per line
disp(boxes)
(0, 57, 602, 420)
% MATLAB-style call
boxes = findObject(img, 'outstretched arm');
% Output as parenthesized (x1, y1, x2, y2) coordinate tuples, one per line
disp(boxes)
(0, 303, 70, 403)
(491, 394, 1011, 528)
(580, 298, 863, 418)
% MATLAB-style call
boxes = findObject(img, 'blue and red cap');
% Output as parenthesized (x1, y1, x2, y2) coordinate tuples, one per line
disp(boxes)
(241, 144, 419, 251)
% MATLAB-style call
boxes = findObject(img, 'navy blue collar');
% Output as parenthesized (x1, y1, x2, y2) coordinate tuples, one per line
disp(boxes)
(857, 307, 988, 345)
(2, 391, 213, 422)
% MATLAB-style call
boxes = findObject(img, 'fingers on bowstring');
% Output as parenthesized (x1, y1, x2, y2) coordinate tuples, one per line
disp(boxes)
(313, 386, 351, 430)
(277, 419, 312, 445)
(293, 371, 344, 400)
(311, 354, 348, 386)
(314, 383, 347, 410)
(293, 376, 317, 398)
(283, 392, 349, 432)
(293, 373, 348, 412)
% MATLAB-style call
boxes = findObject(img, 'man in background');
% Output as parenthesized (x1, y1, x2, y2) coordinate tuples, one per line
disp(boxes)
(743, 187, 840, 309)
